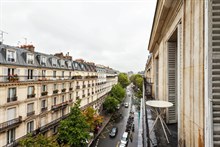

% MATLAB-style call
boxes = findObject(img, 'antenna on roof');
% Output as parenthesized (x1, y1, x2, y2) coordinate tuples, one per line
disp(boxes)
(0, 30, 8, 44)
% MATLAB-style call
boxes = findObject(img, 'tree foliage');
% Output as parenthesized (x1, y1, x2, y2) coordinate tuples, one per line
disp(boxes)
(103, 96, 119, 113)
(130, 74, 143, 91)
(110, 84, 126, 102)
(19, 134, 58, 147)
(58, 100, 90, 147)
(83, 107, 103, 131)
(118, 73, 130, 88)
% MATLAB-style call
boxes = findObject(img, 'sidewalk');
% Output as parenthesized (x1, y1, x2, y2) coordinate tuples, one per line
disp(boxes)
(88, 112, 112, 147)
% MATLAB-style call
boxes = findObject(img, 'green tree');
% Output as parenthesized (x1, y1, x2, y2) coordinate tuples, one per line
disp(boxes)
(19, 134, 58, 147)
(118, 73, 130, 88)
(103, 96, 119, 113)
(58, 100, 90, 147)
(110, 84, 126, 102)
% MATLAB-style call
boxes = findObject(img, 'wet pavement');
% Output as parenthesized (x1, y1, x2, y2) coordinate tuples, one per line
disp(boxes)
(90, 85, 140, 147)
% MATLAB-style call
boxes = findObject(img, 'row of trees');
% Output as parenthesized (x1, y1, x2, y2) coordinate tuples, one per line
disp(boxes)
(103, 73, 129, 113)
(130, 74, 143, 98)
(20, 100, 103, 147)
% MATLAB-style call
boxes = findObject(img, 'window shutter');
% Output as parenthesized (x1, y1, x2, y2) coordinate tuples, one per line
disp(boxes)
(167, 42, 177, 123)
(2, 67, 8, 81)
(210, 0, 220, 146)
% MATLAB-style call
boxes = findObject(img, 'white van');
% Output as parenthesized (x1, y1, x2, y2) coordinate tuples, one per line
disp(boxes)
(119, 132, 128, 147)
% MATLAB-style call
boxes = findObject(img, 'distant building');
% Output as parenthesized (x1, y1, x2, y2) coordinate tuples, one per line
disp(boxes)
(0, 44, 118, 146)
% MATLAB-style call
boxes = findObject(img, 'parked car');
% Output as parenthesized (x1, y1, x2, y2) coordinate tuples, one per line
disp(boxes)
(119, 132, 129, 146)
(124, 102, 129, 108)
(109, 127, 118, 137)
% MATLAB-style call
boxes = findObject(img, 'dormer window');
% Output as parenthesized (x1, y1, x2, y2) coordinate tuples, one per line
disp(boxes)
(52, 58, 57, 67)
(27, 53, 34, 64)
(75, 63, 78, 68)
(81, 64, 84, 69)
(68, 61, 72, 68)
(60, 60, 64, 68)
(7, 49, 16, 62)
(41, 56, 46, 66)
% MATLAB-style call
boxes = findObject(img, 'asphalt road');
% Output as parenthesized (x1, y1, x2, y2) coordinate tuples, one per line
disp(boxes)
(91, 85, 140, 147)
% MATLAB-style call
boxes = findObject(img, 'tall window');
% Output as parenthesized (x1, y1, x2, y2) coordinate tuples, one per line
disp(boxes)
(53, 84, 57, 90)
(69, 72, 71, 78)
(27, 103, 34, 114)
(41, 56, 46, 66)
(42, 85, 47, 92)
(69, 94, 72, 100)
(7, 50, 16, 62)
(53, 71, 56, 78)
(8, 88, 16, 100)
(62, 71, 64, 78)
(60, 60, 64, 67)
(27, 121, 34, 133)
(62, 83, 65, 89)
(7, 68, 15, 76)
(27, 53, 34, 64)
(41, 117, 46, 127)
(53, 97, 57, 105)
(62, 96, 65, 102)
(69, 82, 72, 88)
(68, 61, 72, 68)
(27, 69, 33, 79)
(42, 70, 46, 78)
(52, 58, 57, 67)
(7, 107, 16, 121)
(28, 86, 34, 95)
(41, 100, 46, 108)
(7, 128, 15, 144)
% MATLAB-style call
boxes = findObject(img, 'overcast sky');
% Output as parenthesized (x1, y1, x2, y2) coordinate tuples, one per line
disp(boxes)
(0, 0, 156, 73)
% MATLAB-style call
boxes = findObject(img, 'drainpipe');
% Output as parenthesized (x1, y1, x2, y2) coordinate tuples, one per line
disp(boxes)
(204, 0, 212, 146)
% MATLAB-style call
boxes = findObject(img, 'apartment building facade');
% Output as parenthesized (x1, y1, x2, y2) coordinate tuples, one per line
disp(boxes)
(145, 0, 220, 146)
(0, 44, 118, 146)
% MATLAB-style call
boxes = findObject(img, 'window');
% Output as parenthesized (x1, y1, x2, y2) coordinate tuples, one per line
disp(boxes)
(53, 97, 57, 105)
(41, 100, 46, 108)
(69, 82, 72, 88)
(7, 107, 16, 121)
(27, 53, 34, 64)
(52, 126, 58, 134)
(7, 128, 15, 144)
(7, 68, 15, 76)
(27, 69, 33, 79)
(62, 71, 64, 78)
(7, 50, 16, 62)
(41, 56, 46, 66)
(69, 72, 71, 78)
(75, 63, 78, 68)
(41, 117, 46, 127)
(60, 60, 64, 67)
(53, 84, 57, 90)
(62, 96, 65, 102)
(28, 86, 35, 95)
(42, 70, 46, 78)
(68, 61, 72, 68)
(52, 58, 57, 66)
(42, 85, 47, 92)
(69, 94, 72, 100)
(27, 121, 34, 133)
(8, 88, 16, 100)
(53, 71, 56, 78)
(62, 83, 65, 89)
(27, 103, 34, 114)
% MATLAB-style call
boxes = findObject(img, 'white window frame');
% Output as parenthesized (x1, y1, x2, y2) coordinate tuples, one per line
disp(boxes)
(52, 58, 57, 67)
(27, 53, 34, 64)
(7, 49, 16, 62)
(27, 121, 34, 133)
(41, 56, 46, 66)
(68, 61, 72, 68)
(60, 60, 65, 67)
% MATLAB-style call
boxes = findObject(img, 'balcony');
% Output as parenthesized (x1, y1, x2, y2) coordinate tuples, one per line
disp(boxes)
(41, 91, 48, 96)
(8, 75, 19, 82)
(27, 60, 34, 64)
(61, 88, 66, 93)
(7, 96, 17, 102)
(27, 111, 35, 116)
(0, 116, 22, 133)
(72, 75, 82, 80)
(27, 94, 36, 99)
(51, 101, 68, 111)
(8, 58, 15, 62)
(69, 87, 73, 91)
(53, 89, 59, 94)
(69, 99, 73, 103)
(41, 107, 47, 112)
(76, 86, 80, 89)
(82, 94, 85, 98)
(83, 85, 86, 88)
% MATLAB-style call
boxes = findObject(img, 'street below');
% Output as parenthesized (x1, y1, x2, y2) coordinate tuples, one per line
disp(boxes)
(91, 85, 140, 147)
